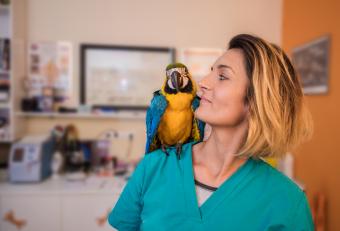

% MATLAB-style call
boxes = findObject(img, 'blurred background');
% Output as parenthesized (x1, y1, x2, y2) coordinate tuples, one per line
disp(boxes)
(0, 0, 338, 230)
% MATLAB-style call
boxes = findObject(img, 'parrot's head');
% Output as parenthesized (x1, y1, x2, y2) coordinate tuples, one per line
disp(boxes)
(161, 63, 196, 95)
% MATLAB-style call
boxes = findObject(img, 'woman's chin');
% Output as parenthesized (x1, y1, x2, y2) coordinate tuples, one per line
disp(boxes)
(194, 108, 208, 123)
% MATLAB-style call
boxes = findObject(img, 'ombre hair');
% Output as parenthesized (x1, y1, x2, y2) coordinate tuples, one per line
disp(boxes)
(229, 34, 313, 158)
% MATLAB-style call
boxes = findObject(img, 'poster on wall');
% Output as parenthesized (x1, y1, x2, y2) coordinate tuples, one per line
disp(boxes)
(28, 41, 73, 107)
(179, 48, 224, 83)
(292, 36, 330, 94)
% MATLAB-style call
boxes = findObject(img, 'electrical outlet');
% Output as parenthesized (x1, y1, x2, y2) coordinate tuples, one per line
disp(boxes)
(99, 129, 134, 140)
(117, 131, 134, 140)
(102, 130, 119, 140)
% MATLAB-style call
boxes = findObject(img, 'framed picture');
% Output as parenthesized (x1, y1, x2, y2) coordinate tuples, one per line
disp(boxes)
(80, 44, 175, 110)
(292, 36, 330, 94)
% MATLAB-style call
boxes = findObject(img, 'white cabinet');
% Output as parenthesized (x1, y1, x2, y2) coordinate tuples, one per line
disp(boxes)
(0, 195, 60, 231)
(0, 176, 125, 231)
(0, 193, 120, 231)
(62, 194, 119, 231)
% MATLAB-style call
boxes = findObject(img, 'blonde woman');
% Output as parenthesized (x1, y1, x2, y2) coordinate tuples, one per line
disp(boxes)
(108, 34, 314, 230)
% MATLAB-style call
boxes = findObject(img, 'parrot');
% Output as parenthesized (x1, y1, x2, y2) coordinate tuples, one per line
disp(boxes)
(145, 63, 205, 159)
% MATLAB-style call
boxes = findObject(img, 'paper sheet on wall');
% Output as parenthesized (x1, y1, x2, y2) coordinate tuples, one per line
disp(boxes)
(28, 41, 73, 106)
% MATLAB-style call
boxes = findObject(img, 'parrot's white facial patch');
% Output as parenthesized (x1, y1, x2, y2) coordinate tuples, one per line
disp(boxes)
(182, 76, 189, 88)
(167, 78, 176, 90)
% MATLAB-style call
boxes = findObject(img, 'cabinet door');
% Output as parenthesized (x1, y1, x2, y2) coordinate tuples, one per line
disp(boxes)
(0, 195, 60, 231)
(62, 194, 119, 231)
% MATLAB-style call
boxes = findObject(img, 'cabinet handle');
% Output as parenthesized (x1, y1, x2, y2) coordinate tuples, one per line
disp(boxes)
(3, 210, 27, 230)
(96, 208, 110, 227)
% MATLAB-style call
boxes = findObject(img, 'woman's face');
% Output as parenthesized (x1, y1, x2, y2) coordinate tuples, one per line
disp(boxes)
(195, 48, 250, 127)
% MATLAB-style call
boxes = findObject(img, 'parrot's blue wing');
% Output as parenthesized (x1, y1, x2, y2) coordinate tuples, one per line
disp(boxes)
(191, 96, 205, 142)
(145, 90, 168, 153)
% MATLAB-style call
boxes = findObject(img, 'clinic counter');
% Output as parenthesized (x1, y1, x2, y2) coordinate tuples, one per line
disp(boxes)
(0, 174, 127, 196)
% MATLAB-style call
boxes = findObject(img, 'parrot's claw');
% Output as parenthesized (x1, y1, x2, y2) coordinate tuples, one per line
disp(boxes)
(161, 144, 170, 156)
(176, 143, 183, 160)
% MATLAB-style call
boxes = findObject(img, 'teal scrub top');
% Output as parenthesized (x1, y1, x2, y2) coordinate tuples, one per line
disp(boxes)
(108, 141, 314, 231)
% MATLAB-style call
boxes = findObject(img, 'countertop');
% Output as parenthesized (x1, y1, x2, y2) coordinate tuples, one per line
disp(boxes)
(0, 173, 127, 196)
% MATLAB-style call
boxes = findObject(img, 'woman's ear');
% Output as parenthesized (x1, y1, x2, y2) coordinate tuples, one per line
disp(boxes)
(244, 85, 252, 118)
(245, 104, 250, 118)
(243, 98, 251, 119)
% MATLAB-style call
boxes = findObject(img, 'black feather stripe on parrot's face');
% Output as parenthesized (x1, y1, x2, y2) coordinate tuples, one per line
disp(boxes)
(180, 79, 193, 93)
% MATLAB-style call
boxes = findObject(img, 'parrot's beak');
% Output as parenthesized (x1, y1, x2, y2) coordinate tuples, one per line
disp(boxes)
(171, 71, 182, 92)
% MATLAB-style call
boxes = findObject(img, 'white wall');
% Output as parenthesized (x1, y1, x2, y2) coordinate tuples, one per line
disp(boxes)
(24, 0, 283, 159)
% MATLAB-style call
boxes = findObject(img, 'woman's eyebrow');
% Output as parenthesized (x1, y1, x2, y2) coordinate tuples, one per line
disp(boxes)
(217, 64, 235, 74)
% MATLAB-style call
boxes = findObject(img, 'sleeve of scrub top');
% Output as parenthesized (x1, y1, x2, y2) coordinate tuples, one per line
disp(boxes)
(108, 157, 145, 231)
(289, 192, 315, 231)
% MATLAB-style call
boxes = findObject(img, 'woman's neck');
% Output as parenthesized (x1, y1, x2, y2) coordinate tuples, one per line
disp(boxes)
(193, 122, 249, 186)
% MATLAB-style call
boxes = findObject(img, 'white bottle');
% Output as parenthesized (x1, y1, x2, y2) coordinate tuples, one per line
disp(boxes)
(51, 151, 63, 179)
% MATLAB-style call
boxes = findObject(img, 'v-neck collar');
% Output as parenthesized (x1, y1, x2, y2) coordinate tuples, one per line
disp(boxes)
(181, 141, 255, 221)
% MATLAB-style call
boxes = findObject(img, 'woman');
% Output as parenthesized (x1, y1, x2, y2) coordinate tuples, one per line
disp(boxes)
(108, 34, 314, 230)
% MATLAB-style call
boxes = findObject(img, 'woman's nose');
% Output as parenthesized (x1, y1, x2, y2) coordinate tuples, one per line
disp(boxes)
(198, 74, 211, 91)
(197, 75, 211, 97)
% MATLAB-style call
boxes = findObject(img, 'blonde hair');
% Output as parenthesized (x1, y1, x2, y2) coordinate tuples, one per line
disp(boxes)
(229, 34, 313, 158)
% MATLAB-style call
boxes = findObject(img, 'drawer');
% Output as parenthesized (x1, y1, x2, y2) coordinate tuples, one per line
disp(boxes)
(0, 195, 60, 231)
(62, 194, 119, 231)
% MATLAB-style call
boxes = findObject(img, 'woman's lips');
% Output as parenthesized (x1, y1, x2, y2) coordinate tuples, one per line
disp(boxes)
(200, 96, 211, 103)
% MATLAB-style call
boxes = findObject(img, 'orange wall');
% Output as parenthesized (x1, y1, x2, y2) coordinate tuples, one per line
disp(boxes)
(282, 0, 340, 230)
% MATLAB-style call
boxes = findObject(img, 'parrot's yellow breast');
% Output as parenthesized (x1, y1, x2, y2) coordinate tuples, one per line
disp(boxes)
(157, 92, 194, 145)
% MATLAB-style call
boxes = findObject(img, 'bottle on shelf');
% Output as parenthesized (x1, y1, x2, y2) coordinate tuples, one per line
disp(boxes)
(0, 39, 10, 72)
(2, 39, 10, 71)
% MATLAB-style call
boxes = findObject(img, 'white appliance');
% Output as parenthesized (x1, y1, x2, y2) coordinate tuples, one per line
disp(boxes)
(8, 135, 55, 183)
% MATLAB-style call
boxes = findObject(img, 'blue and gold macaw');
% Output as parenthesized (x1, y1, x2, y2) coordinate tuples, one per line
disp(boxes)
(145, 63, 205, 159)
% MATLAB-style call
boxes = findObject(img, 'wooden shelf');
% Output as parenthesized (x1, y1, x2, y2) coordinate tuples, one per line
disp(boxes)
(0, 0, 27, 141)
(16, 111, 146, 120)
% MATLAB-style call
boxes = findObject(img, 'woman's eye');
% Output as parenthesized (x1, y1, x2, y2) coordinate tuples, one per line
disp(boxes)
(219, 75, 228, 80)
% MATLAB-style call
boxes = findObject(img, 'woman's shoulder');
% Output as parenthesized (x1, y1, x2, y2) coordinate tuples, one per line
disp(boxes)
(250, 157, 305, 200)
(245, 158, 313, 229)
